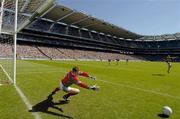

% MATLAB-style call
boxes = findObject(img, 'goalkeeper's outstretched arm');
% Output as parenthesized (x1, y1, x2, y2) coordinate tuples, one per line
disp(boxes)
(76, 81, 99, 91)
(77, 81, 90, 89)
(79, 72, 96, 80)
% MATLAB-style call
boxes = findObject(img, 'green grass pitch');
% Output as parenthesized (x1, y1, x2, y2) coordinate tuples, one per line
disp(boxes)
(0, 60, 180, 119)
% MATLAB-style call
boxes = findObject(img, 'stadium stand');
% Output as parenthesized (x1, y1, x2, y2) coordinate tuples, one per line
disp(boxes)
(68, 26, 80, 37)
(81, 29, 91, 39)
(50, 23, 67, 34)
(0, 42, 13, 57)
(0, 35, 13, 57)
(1, 2, 180, 62)
(0, 40, 138, 61)
(28, 19, 52, 32)
(19, 45, 129, 60)
(16, 44, 47, 59)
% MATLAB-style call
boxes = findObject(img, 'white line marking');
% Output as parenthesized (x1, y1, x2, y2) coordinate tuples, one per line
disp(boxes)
(17, 70, 65, 75)
(14, 85, 41, 119)
(0, 64, 42, 119)
(0, 64, 13, 83)
(98, 79, 180, 100)
(59, 61, 144, 72)
(18, 69, 180, 100)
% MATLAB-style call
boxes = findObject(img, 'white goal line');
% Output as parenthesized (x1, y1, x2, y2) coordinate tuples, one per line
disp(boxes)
(0, 64, 13, 83)
(0, 64, 42, 119)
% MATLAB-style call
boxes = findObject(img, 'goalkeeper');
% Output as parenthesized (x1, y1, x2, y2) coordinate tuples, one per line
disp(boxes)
(49, 66, 99, 101)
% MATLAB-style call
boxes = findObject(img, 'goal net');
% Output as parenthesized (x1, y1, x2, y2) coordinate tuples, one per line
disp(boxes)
(0, 34, 13, 84)
(0, 0, 55, 84)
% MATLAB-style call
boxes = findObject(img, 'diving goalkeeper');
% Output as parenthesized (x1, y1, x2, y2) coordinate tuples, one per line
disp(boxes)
(49, 67, 99, 101)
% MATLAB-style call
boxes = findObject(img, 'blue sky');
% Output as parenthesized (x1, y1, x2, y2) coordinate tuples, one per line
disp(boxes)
(57, 0, 180, 35)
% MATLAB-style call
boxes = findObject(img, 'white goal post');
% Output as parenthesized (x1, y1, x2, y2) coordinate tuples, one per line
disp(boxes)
(0, 0, 55, 84)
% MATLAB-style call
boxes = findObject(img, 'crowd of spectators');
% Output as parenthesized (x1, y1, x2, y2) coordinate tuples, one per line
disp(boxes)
(5, 42, 179, 61)
(3, 42, 179, 61)
(15, 44, 140, 60)
(16, 45, 47, 59)
(0, 43, 13, 58)
(0, 38, 142, 60)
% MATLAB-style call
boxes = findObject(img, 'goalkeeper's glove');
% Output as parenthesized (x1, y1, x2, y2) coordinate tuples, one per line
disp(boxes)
(89, 84, 99, 91)
(89, 76, 96, 80)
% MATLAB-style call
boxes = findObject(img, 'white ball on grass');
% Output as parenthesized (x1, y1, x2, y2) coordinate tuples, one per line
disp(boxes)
(163, 106, 172, 116)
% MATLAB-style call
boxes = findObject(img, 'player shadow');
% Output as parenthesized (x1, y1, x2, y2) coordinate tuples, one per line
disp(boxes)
(29, 94, 73, 119)
(152, 74, 166, 77)
(158, 114, 169, 118)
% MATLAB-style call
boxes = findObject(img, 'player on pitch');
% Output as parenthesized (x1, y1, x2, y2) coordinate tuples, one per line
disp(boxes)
(49, 66, 99, 101)
(165, 55, 172, 74)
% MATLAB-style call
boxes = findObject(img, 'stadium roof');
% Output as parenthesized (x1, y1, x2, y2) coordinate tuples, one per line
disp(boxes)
(39, 3, 142, 39)
(2, 1, 179, 41)
(1, 0, 54, 34)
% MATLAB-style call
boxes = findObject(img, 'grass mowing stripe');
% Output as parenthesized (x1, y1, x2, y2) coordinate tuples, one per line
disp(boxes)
(19, 68, 180, 100)
(98, 79, 180, 100)
(0, 64, 13, 83)
(14, 85, 42, 119)
(17, 70, 64, 74)
(1, 64, 42, 119)
(15, 60, 180, 118)
(59, 61, 145, 72)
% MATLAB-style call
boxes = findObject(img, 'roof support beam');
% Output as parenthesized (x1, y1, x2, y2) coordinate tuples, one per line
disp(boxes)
(83, 22, 99, 28)
(172, 35, 177, 40)
(160, 36, 167, 41)
(20, 0, 30, 12)
(153, 36, 156, 41)
(0, 0, 5, 33)
(48, 22, 55, 31)
(57, 10, 75, 22)
(40, 4, 56, 17)
(70, 16, 89, 25)
(3, 8, 31, 17)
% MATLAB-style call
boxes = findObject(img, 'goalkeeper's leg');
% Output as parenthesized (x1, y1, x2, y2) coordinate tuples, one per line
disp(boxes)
(167, 65, 172, 74)
(50, 82, 64, 96)
(167, 67, 170, 73)
(48, 87, 60, 99)
(63, 87, 80, 101)
(48, 82, 64, 97)
(52, 87, 60, 94)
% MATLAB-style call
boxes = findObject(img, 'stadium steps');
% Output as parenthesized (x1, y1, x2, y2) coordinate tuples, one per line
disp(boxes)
(35, 46, 52, 59)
